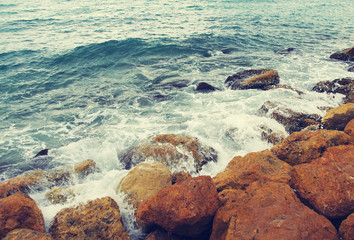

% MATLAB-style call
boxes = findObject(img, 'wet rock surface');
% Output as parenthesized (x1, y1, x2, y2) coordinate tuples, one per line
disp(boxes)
(225, 69, 280, 90)
(259, 101, 321, 133)
(116, 161, 171, 209)
(330, 47, 354, 61)
(119, 134, 218, 172)
(49, 196, 130, 240)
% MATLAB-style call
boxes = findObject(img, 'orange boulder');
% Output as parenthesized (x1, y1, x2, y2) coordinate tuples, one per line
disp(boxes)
(271, 129, 352, 165)
(213, 150, 292, 192)
(0, 192, 45, 239)
(137, 176, 220, 238)
(291, 145, 354, 218)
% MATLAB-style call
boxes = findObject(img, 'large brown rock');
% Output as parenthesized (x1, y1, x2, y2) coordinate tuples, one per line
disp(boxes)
(322, 103, 354, 130)
(330, 47, 354, 61)
(0, 192, 45, 239)
(137, 176, 220, 238)
(3, 229, 54, 240)
(339, 214, 354, 240)
(213, 150, 292, 192)
(0, 160, 99, 199)
(116, 161, 171, 209)
(119, 134, 218, 171)
(344, 119, 354, 137)
(210, 181, 338, 240)
(271, 129, 352, 165)
(259, 101, 321, 133)
(312, 77, 354, 103)
(49, 196, 130, 240)
(225, 69, 280, 90)
(291, 145, 354, 218)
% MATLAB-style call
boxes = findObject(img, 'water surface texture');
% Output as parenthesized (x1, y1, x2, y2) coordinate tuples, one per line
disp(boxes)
(1, 0, 353, 236)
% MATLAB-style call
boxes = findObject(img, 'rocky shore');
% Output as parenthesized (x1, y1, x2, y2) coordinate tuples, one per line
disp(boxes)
(0, 47, 353, 240)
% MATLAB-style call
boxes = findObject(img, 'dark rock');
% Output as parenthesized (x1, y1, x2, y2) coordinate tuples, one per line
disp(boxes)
(348, 65, 354, 72)
(210, 181, 338, 240)
(34, 149, 50, 158)
(196, 82, 218, 92)
(276, 47, 295, 55)
(3, 229, 54, 240)
(119, 134, 218, 172)
(271, 129, 352, 166)
(312, 77, 354, 103)
(258, 101, 322, 133)
(291, 145, 354, 218)
(330, 47, 354, 61)
(225, 69, 280, 90)
(137, 176, 220, 238)
(49, 196, 130, 240)
(0, 193, 45, 239)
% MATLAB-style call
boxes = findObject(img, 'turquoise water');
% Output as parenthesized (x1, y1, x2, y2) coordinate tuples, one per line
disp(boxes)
(1, 0, 353, 236)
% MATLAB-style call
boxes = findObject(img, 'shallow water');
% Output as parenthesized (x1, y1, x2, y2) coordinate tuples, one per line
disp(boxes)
(1, 0, 353, 238)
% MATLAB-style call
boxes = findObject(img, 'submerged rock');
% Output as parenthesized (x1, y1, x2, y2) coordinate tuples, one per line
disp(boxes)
(213, 150, 292, 192)
(210, 181, 338, 240)
(116, 161, 171, 209)
(45, 187, 75, 204)
(271, 129, 352, 166)
(225, 69, 279, 90)
(0, 160, 99, 198)
(263, 84, 304, 95)
(291, 145, 354, 219)
(339, 214, 354, 240)
(119, 134, 218, 172)
(137, 176, 220, 238)
(0, 192, 45, 239)
(49, 196, 130, 240)
(258, 101, 321, 133)
(322, 103, 354, 130)
(3, 229, 54, 240)
(330, 46, 354, 61)
(195, 82, 219, 92)
(312, 77, 354, 104)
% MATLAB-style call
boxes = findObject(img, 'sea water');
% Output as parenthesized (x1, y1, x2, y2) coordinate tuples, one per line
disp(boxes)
(1, 0, 353, 238)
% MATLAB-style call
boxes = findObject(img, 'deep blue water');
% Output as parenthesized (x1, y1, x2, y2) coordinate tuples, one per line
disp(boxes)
(0, 0, 353, 235)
